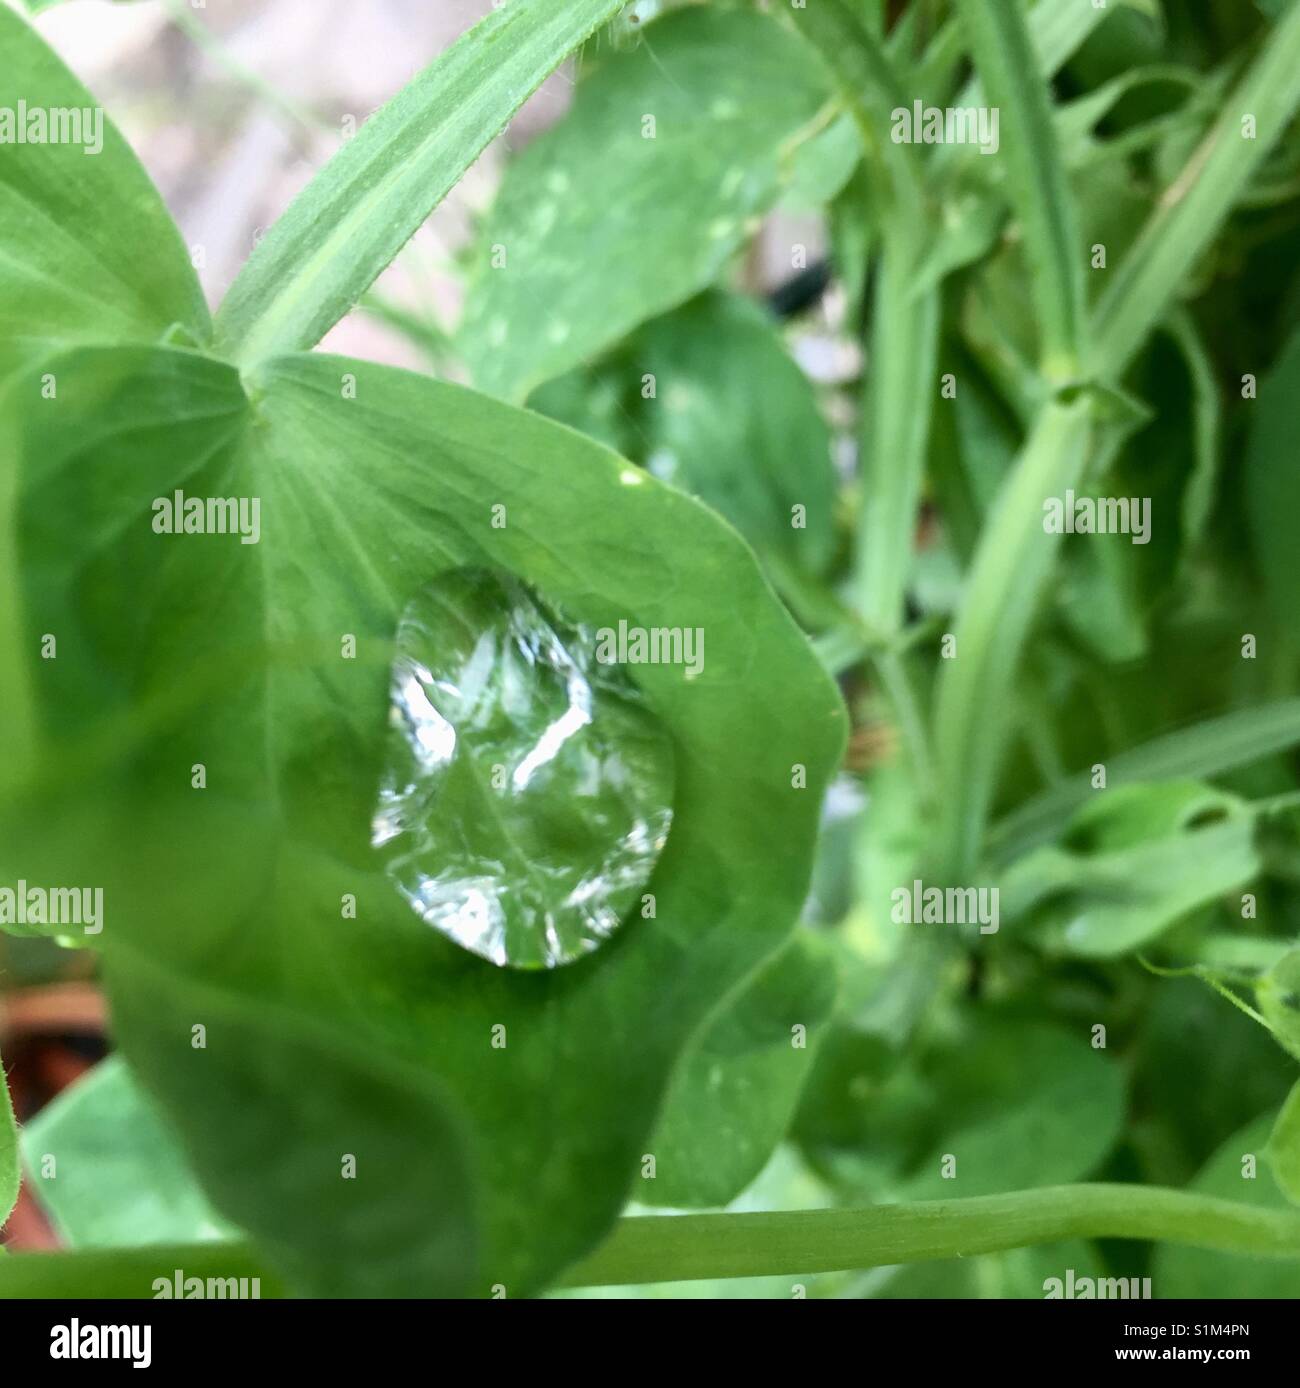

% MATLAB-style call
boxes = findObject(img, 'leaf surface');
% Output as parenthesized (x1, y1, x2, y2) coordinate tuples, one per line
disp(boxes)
(533, 291, 839, 579)
(640, 934, 838, 1209)
(1246, 327, 1300, 625)
(0, 5, 208, 381)
(20, 1056, 234, 1247)
(3, 343, 845, 1296)
(459, 7, 833, 402)
(1155, 1112, 1300, 1295)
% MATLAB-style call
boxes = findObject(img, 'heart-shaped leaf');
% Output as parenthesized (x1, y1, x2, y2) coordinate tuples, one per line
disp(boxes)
(3, 343, 845, 1296)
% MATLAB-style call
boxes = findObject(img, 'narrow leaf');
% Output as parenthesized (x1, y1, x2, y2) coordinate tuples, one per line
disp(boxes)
(214, 0, 627, 364)
(1266, 1081, 1300, 1206)
(991, 698, 1300, 861)
(1091, 0, 1300, 374)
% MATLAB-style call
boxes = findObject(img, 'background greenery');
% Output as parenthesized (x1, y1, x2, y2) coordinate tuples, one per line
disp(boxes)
(2, 0, 1300, 1299)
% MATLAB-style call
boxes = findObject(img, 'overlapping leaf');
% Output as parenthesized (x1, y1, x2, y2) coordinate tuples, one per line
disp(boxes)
(533, 291, 839, 581)
(459, 6, 834, 402)
(639, 934, 837, 1209)
(1155, 1111, 1300, 1295)
(20, 1056, 234, 1247)
(2, 342, 844, 1295)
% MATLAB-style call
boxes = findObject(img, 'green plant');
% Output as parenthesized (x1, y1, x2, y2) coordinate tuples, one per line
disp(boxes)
(3, 0, 1300, 1302)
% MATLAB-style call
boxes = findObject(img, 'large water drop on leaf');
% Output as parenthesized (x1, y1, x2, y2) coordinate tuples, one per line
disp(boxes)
(372, 568, 674, 969)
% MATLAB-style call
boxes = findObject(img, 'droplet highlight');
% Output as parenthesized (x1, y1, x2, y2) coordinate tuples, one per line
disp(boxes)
(372, 568, 674, 969)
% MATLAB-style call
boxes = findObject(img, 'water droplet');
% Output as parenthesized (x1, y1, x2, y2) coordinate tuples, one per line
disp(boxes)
(372, 568, 674, 969)
(646, 449, 679, 483)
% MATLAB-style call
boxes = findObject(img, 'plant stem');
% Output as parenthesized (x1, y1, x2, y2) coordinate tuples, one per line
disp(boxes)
(4, 1185, 1297, 1296)
(952, 0, 1084, 381)
(562, 1186, 1300, 1287)
(931, 392, 1096, 881)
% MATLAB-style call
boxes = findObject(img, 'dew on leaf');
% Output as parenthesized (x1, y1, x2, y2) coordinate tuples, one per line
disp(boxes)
(372, 567, 675, 969)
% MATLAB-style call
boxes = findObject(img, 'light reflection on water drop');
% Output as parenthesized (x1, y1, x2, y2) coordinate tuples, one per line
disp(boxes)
(371, 568, 674, 969)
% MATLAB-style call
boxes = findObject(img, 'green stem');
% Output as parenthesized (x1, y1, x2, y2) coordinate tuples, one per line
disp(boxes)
(952, 0, 1084, 380)
(563, 1186, 1300, 1287)
(877, 648, 933, 793)
(4, 1186, 1298, 1296)
(857, 243, 940, 641)
(931, 392, 1096, 881)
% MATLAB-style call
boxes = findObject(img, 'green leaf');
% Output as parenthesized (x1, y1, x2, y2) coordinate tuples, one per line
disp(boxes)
(214, 0, 628, 364)
(782, 112, 861, 213)
(1155, 1111, 1300, 1296)
(639, 934, 838, 1209)
(1091, 0, 1300, 375)
(906, 186, 1005, 302)
(0, 4, 209, 382)
(19, 1056, 235, 1247)
(953, 0, 1085, 378)
(459, 6, 833, 402)
(1256, 948, 1300, 1063)
(991, 699, 1300, 861)
(1266, 1081, 1300, 1205)
(1246, 326, 1300, 625)
(1000, 781, 1261, 959)
(1, 1045, 18, 1229)
(527, 357, 639, 457)
(546, 291, 839, 579)
(896, 1020, 1126, 1200)
(1132, 976, 1300, 1187)
(1054, 66, 1201, 170)
(4, 343, 845, 1297)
